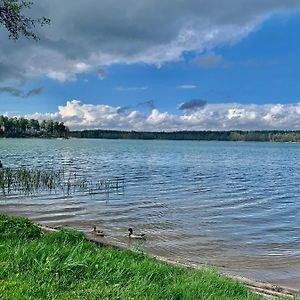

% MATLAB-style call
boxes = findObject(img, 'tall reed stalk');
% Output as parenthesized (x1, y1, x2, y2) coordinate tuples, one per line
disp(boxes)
(0, 168, 124, 196)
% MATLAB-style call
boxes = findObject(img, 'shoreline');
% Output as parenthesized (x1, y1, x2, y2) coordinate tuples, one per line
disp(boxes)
(1, 200, 299, 295)
(1, 136, 300, 144)
(40, 224, 300, 299)
(1, 214, 264, 300)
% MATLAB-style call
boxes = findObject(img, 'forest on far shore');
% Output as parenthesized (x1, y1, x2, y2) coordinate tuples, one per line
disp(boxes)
(1, 115, 300, 142)
(70, 129, 300, 142)
(0, 116, 69, 138)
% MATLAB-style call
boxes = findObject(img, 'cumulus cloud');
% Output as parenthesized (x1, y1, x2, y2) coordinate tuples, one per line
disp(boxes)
(1, 0, 300, 82)
(116, 106, 131, 114)
(0, 86, 43, 98)
(25, 100, 300, 131)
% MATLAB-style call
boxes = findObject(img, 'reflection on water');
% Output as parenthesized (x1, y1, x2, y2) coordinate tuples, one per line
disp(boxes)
(0, 138, 299, 289)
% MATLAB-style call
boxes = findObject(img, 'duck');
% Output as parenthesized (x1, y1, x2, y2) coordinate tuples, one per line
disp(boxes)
(128, 227, 146, 239)
(91, 225, 105, 237)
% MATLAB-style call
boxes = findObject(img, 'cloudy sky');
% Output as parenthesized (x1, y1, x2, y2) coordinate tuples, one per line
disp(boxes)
(1, 0, 300, 130)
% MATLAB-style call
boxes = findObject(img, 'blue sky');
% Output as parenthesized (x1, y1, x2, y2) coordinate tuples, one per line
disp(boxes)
(1, 1, 300, 131)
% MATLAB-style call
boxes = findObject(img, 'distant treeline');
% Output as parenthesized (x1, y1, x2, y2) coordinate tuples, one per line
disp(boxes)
(2, 115, 300, 142)
(0, 116, 69, 138)
(70, 129, 300, 142)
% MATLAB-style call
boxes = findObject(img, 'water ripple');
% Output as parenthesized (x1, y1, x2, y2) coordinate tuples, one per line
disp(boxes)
(0, 139, 299, 289)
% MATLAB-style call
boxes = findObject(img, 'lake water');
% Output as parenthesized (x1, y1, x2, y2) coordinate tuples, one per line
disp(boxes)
(0, 138, 299, 289)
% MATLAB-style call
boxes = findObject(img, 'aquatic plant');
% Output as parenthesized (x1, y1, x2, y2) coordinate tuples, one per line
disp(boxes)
(0, 167, 124, 196)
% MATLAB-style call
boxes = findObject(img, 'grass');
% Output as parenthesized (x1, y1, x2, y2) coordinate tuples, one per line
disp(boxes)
(0, 215, 267, 299)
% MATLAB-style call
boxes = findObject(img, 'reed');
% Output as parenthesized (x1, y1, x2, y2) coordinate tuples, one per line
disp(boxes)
(0, 167, 124, 196)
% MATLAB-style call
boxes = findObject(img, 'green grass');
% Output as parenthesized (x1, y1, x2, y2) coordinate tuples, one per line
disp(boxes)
(0, 215, 265, 299)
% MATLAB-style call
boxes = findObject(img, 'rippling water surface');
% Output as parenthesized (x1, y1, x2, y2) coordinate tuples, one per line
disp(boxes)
(1, 139, 299, 289)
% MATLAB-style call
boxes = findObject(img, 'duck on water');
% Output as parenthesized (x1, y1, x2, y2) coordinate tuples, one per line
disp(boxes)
(128, 228, 146, 239)
(91, 225, 105, 237)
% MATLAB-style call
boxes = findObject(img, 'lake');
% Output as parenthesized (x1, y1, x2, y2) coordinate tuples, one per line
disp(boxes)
(0, 138, 299, 289)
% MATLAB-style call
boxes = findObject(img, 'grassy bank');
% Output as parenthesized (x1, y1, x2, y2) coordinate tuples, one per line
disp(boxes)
(0, 215, 264, 299)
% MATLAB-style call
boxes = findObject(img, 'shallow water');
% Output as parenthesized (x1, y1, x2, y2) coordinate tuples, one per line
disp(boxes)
(0, 138, 299, 289)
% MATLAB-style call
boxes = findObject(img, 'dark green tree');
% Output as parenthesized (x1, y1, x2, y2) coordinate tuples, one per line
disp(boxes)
(40, 119, 46, 131)
(0, 0, 50, 40)
(45, 120, 54, 134)
(0, 115, 69, 137)
(19, 117, 28, 132)
(29, 118, 39, 131)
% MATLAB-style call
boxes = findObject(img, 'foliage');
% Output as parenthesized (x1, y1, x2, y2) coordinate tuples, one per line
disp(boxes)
(0, 115, 69, 138)
(2, 116, 300, 142)
(0, 214, 263, 299)
(0, 214, 41, 240)
(70, 129, 300, 143)
(0, 0, 50, 40)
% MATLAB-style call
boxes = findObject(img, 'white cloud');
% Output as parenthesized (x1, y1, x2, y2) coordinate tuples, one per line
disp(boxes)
(1, 0, 300, 82)
(116, 86, 148, 91)
(26, 100, 300, 131)
(177, 85, 197, 89)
